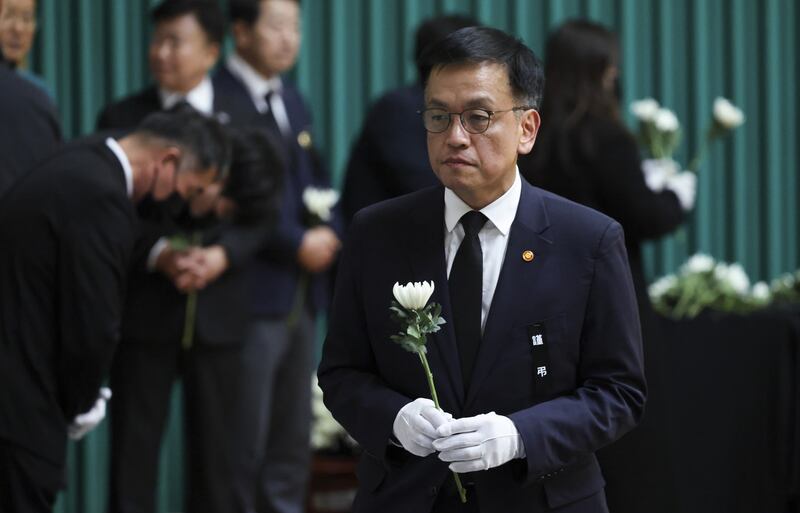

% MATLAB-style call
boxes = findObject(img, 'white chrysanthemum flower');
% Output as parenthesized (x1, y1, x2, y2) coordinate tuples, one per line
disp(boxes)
(713, 97, 745, 129)
(630, 98, 660, 122)
(751, 281, 771, 301)
(649, 274, 677, 299)
(725, 263, 751, 294)
(654, 108, 679, 132)
(303, 186, 340, 222)
(393, 281, 435, 310)
(683, 253, 715, 274)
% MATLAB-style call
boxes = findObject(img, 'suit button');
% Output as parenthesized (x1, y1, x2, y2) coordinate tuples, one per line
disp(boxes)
(429, 486, 438, 496)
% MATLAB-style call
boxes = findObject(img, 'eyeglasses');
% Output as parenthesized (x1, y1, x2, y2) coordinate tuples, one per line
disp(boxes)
(419, 107, 530, 134)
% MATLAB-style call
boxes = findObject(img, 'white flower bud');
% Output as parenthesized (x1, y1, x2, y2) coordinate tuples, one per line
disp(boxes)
(713, 97, 745, 129)
(630, 98, 660, 122)
(303, 186, 340, 222)
(654, 108, 679, 132)
(751, 281, 770, 301)
(683, 253, 715, 274)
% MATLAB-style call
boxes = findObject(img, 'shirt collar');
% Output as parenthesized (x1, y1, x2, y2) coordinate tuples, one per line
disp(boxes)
(226, 52, 283, 111)
(105, 137, 133, 198)
(444, 167, 522, 236)
(158, 76, 214, 115)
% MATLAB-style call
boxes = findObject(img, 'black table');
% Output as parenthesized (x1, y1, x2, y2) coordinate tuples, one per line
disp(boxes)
(602, 306, 800, 513)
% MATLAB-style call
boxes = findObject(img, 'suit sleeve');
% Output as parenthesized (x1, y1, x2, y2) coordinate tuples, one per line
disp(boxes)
(317, 214, 409, 461)
(509, 221, 646, 483)
(56, 189, 134, 418)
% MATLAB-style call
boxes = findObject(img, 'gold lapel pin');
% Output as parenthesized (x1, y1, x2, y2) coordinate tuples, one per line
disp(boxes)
(522, 250, 535, 262)
(297, 130, 312, 149)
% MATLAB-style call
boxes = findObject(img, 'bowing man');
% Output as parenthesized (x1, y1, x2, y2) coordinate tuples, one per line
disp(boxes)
(0, 107, 230, 513)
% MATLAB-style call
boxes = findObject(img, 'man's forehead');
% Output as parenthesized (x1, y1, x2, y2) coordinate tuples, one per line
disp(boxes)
(425, 61, 513, 105)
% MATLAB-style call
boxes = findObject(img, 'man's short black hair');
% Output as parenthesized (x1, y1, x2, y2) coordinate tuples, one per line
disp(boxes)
(228, 0, 300, 26)
(224, 127, 284, 225)
(418, 26, 545, 109)
(151, 0, 225, 45)
(413, 14, 479, 79)
(136, 105, 232, 181)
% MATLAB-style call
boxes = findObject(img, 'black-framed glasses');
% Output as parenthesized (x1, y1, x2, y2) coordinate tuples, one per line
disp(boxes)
(418, 107, 530, 134)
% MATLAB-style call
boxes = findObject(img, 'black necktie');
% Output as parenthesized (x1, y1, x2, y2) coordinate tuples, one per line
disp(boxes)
(449, 210, 487, 391)
(263, 91, 283, 138)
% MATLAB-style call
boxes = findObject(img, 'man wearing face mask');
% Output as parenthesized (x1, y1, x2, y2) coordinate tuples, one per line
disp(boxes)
(0, 107, 230, 513)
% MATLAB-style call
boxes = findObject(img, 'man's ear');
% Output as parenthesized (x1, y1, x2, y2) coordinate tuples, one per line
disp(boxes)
(231, 21, 250, 50)
(518, 109, 541, 156)
(158, 146, 182, 174)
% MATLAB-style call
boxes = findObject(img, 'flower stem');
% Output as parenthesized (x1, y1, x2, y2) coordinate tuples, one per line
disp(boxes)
(181, 231, 203, 350)
(417, 351, 467, 504)
(287, 272, 309, 329)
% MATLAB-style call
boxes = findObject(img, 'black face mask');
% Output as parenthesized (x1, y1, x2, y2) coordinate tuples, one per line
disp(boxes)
(135, 191, 187, 223)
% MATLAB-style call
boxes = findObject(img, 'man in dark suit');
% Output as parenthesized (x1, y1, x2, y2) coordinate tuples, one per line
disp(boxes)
(97, 0, 225, 132)
(318, 27, 646, 513)
(215, 2, 341, 512)
(0, 107, 230, 513)
(0, 50, 61, 198)
(340, 14, 477, 225)
(95, 2, 284, 512)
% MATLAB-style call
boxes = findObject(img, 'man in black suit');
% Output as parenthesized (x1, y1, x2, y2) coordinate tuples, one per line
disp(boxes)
(96, 2, 285, 512)
(319, 27, 645, 513)
(341, 14, 477, 225)
(0, 48, 61, 198)
(0, 107, 231, 513)
(215, 2, 341, 512)
(97, 0, 225, 131)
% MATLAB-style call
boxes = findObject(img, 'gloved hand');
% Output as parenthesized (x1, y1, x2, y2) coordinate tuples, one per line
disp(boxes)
(433, 411, 525, 472)
(665, 171, 697, 211)
(392, 398, 453, 457)
(68, 387, 112, 441)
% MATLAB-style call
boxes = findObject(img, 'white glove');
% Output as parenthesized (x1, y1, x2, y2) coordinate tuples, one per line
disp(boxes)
(641, 158, 679, 192)
(665, 171, 697, 211)
(392, 398, 453, 457)
(68, 387, 112, 441)
(433, 411, 525, 472)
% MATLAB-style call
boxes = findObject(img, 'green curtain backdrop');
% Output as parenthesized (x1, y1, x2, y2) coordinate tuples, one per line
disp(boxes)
(20, 1, 796, 512)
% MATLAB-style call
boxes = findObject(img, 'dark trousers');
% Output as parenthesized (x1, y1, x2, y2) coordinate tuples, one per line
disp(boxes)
(0, 440, 62, 513)
(250, 312, 315, 513)
(432, 480, 609, 513)
(108, 334, 272, 513)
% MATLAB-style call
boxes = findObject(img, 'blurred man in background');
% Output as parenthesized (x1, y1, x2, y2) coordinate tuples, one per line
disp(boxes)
(216, 1, 341, 511)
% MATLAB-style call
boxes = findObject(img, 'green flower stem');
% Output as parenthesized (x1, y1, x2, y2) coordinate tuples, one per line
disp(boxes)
(417, 350, 467, 504)
(287, 272, 309, 329)
(181, 231, 202, 350)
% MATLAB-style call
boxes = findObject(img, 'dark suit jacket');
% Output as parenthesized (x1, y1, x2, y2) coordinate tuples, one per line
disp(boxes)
(341, 83, 439, 224)
(0, 139, 136, 466)
(96, 82, 269, 346)
(213, 65, 341, 318)
(318, 181, 646, 513)
(0, 63, 61, 198)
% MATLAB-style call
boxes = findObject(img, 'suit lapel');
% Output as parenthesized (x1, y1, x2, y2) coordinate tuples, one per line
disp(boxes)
(464, 181, 553, 409)
(404, 187, 465, 409)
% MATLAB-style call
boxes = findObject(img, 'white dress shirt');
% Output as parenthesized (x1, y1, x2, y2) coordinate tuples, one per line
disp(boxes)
(225, 53, 292, 137)
(158, 76, 214, 115)
(444, 168, 522, 332)
(104, 138, 133, 198)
